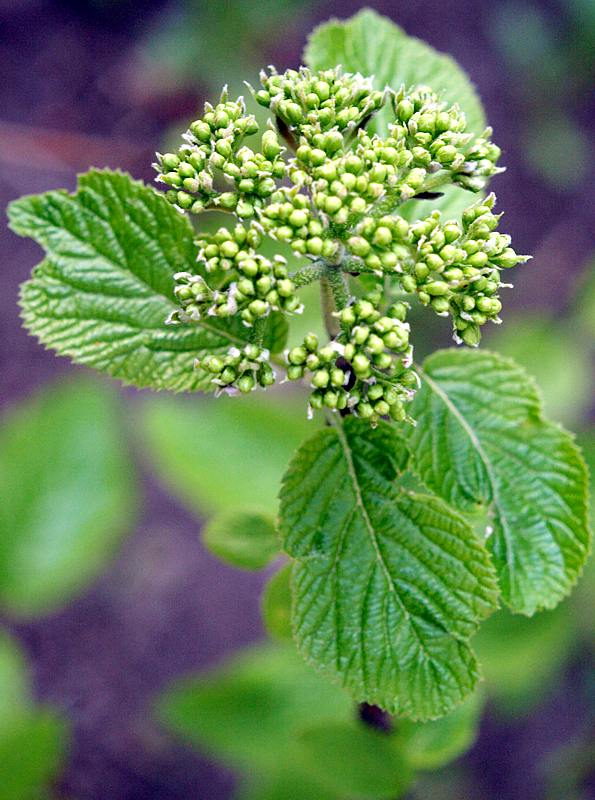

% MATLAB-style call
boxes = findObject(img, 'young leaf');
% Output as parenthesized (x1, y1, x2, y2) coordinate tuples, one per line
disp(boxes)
(0, 379, 136, 615)
(0, 633, 68, 800)
(295, 721, 413, 799)
(203, 510, 278, 570)
(407, 350, 591, 615)
(0, 632, 29, 731)
(140, 391, 319, 516)
(0, 711, 68, 800)
(279, 418, 498, 720)
(261, 563, 293, 642)
(9, 170, 285, 393)
(157, 643, 353, 773)
(473, 606, 573, 713)
(304, 8, 485, 135)
(237, 770, 340, 800)
(394, 691, 482, 770)
(488, 314, 593, 426)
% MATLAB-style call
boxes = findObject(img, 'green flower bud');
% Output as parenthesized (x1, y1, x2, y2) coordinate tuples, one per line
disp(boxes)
(306, 237, 324, 256)
(388, 302, 408, 321)
(312, 369, 330, 389)
(425, 281, 450, 296)
(249, 299, 268, 317)
(352, 353, 371, 376)
(467, 251, 489, 268)
(310, 391, 324, 410)
(237, 374, 256, 393)
(348, 236, 371, 257)
(320, 390, 336, 409)
(375, 400, 390, 416)
(461, 324, 481, 347)
(494, 248, 522, 268)
(304, 333, 319, 351)
(288, 346, 307, 365)
(330, 367, 346, 388)
(262, 130, 283, 159)
(287, 364, 304, 381)
(431, 297, 451, 314)
(357, 402, 375, 419)
(373, 226, 392, 247)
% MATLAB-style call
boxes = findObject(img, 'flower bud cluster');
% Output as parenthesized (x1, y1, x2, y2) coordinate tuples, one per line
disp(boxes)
(389, 86, 502, 195)
(196, 344, 275, 394)
(171, 251, 301, 327)
(286, 296, 417, 425)
(345, 195, 529, 345)
(154, 91, 286, 218)
(255, 67, 384, 140)
(155, 66, 529, 418)
(195, 224, 263, 274)
(260, 188, 339, 259)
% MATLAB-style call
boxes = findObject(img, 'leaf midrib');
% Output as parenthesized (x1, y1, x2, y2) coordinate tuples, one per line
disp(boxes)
(332, 419, 434, 663)
(416, 364, 514, 578)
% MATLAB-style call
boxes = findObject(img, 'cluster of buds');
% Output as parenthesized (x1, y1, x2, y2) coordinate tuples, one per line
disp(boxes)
(255, 67, 384, 140)
(196, 344, 275, 394)
(286, 296, 417, 425)
(195, 224, 262, 274)
(345, 195, 529, 345)
(389, 86, 502, 195)
(154, 91, 286, 218)
(170, 252, 301, 326)
(306, 144, 394, 227)
(155, 66, 529, 419)
(260, 189, 339, 259)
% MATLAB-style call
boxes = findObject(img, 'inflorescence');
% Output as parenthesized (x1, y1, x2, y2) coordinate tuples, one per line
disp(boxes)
(155, 66, 529, 423)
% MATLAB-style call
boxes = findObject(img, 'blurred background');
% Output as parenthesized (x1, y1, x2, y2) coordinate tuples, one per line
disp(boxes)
(1, 0, 594, 798)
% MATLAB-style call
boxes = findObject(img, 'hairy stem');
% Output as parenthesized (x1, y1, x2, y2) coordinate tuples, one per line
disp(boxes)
(248, 316, 267, 347)
(320, 275, 340, 339)
(290, 261, 327, 288)
(320, 265, 350, 338)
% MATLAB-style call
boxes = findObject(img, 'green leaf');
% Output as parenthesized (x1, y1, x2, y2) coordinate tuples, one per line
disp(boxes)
(407, 349, 591, 615)
(203, 510, 278, 570)
(487, 314, 593, 426)
(0, 633, 29, 732)
(474, 605, 574, 713)
(261, 563, 293, 641)
(304, 9, 486, 135)
(394, 691, 482, 770)
(9, 169, 285, 393)
(140, 391, 319, 516)
(279, 417, 498, 720)
(295, 721, 412, 799)
(0, 711, 68, 800)
(158, 643, 353, 773)
(399, 184, 483, 229)
(0, 633, 68, 800)
(237, 770, 339, 800)
(0, 378, 136, 614)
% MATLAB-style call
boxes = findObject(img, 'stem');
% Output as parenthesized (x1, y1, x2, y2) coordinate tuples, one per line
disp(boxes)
(320, 276, 340, 339)
(249, 316, 267, 347)
(320, 265, 350, 339)
(290, 261, 327, 288)
(326, 266, 351, 309)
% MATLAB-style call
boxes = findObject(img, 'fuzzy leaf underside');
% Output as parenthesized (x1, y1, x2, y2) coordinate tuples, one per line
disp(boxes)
(279, 417, 498, 720)
(304, 9, 486, 136)
(407, 349, 591, 615)
(9, 169, 285, 392)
